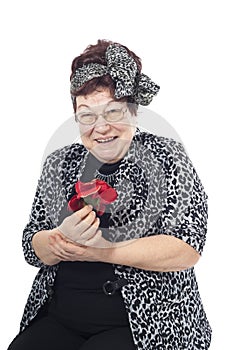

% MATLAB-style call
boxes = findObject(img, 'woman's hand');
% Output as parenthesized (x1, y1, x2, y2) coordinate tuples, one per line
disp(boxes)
(48, 231, 96, 262)
(33, 205, 116, 265)
(57, 205, 102, 245)
(48, 230, 112, 262)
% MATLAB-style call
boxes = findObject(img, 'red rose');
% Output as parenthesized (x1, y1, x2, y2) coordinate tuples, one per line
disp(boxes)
(68, 179, 118, 216)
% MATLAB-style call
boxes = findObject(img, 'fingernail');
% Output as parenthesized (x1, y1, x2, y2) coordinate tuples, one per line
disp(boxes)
(88, 204, 93, 209)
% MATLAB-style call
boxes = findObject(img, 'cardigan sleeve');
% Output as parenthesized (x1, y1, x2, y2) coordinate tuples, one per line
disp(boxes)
(155, 140, 208, 255)
(22, 154, 56, 268)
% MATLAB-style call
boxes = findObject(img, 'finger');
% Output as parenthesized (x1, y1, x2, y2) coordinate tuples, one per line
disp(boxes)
(58, 242, 88, 261)
(49, 235, 76, 259)
(48, 238, 66, 259)
(75, 210, 97, 233)
(61, 205, 93, 228)
(54, 234, 88, 256)
(48, 237, 67, 258)
(74, 204, 93, 221)
(78, 217, 100, 241)
(49, 235, 89, 263)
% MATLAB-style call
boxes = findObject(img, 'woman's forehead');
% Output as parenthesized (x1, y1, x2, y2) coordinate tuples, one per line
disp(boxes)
(76, 90, 125, 109)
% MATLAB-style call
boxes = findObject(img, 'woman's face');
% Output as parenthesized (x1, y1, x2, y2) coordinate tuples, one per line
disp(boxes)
(76, 89, 137, 163)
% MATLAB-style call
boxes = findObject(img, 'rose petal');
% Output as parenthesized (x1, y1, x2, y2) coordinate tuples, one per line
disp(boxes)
(68, 196, 85, 212)
(95, 179, 111, 193)
(75, 180, 100, 197)
(98, 188, 118, 204)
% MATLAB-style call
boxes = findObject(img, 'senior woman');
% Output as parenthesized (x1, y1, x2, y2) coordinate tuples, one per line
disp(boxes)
(8, 40, 212, 350)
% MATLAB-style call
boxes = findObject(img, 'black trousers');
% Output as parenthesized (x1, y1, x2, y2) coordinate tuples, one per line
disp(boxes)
(8, 289, 136, 350)
(8, 315, 135, 350)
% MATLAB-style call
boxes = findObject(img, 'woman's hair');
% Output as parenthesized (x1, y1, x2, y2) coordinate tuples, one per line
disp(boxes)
(70, 39, 142, 115)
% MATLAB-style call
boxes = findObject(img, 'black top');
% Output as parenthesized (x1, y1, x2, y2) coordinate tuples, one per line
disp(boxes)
(54, 152, 123, 291)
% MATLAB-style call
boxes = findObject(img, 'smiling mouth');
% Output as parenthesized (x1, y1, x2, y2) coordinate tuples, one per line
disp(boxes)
(95, 136, 118, 144)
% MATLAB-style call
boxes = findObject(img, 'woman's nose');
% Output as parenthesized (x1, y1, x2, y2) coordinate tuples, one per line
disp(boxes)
(94, 115, 111, 131)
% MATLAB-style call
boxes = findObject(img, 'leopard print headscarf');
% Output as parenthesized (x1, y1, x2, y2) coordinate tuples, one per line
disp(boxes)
(70, 44, 160, 106)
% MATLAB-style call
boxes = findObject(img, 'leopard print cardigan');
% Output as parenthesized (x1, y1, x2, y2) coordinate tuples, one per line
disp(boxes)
(20, 129, 212, 349)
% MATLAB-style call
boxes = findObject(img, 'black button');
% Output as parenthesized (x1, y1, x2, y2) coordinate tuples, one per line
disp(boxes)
(102, 278, 128, 296)
(103, 281, 115, 295)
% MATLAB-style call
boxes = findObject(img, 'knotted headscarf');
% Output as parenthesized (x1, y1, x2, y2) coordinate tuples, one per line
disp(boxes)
(70, 44, 160, 106)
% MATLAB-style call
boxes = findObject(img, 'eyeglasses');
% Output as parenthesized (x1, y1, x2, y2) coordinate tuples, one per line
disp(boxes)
(75, 107, 127, 125)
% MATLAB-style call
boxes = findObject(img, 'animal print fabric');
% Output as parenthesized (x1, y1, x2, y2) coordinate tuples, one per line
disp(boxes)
(70, 43, 160, 106)
(20, 128, 212, 349)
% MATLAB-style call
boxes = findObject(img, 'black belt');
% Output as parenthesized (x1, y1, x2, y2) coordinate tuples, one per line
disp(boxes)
(102, 278, 128, 296)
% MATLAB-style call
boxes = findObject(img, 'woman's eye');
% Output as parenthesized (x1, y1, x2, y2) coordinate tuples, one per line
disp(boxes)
(107, 109, 121, 114)
(83, 113, 94, 117)
(81, 113, 95, 118)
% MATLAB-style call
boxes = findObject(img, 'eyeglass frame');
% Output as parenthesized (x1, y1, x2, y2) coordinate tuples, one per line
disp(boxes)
(74, 106, 128, 125)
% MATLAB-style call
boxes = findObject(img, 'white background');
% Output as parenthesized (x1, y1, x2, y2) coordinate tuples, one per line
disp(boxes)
(1, 1, 232, 349)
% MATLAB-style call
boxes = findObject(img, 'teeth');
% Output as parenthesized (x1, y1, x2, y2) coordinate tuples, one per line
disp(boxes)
(96, 137, 115, 143)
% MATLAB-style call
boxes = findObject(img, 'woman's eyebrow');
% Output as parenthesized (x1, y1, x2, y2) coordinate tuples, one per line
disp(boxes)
(77, 100, 118, 110)
(77, 104, 90, 110)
